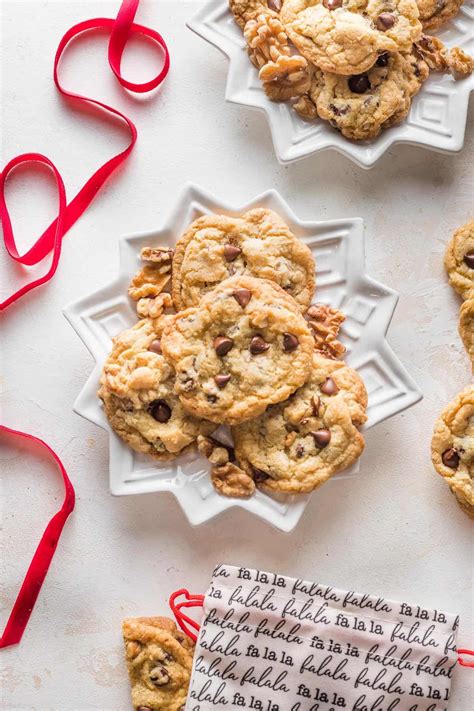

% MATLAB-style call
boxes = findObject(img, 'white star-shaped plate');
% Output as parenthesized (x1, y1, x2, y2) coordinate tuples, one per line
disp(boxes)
(64, 184, 422, 532)
(187, 1, 474, 168)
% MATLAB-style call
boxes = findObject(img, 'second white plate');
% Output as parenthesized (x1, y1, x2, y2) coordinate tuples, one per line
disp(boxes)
(188, 1, 474, 168)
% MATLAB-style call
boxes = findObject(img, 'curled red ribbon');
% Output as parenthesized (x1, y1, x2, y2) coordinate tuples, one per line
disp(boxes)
(458, 648, 474, 668)
(169, 589, 204, 642)
(0, 426, 75, 649)
(0, 0, 169, 311)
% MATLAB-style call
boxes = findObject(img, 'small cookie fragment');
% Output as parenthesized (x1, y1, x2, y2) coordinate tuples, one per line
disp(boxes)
(444, 218, 474, 300)
(98, 317, 215, 459)
(123, 616, 194, 711)
(431, 385, 474, 519)
(232, 351, 368, 493)
(162, 275, 314, 425)
(306, 302, 346, 359)
(459, 299, 474, 373)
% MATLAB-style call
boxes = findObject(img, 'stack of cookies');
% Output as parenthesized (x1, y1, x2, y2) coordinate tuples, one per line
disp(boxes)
(229, 0, 473, 140)
(99, 208, 368, 499)
(431, 219, 473, 519)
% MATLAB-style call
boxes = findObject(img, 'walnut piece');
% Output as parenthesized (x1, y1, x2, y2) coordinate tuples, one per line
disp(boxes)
(197, 435, 234, 466)
(244, 13, 310, 101)
(415, 35, 473, 80)
(136, 293, 173, 319)
(141, 246, 174, 272)
(306, 303, 346, 360)
(293, 93, 318, 120)
(211, 462, 256, 498)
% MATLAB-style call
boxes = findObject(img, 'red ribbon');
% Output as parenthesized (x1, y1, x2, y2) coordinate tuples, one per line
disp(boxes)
(0, 0, 168, 649)
(458, 648, 474, 668)
(0, 426, 75, 649)
(0, 0, 169, 311)
(169, 589, 204, 643)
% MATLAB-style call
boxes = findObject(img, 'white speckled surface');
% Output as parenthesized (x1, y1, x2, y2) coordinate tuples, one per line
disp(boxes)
(1, 1, 473, 709)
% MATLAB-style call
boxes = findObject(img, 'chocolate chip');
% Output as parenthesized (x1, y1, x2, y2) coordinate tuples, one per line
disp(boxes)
(233, 288, 252, 308)
(253, 468, 270, 483)
(214, 335, 234, 356)
(149, 664, 169, 686)
(250, 335, 270, 355)
(215, 374, 231, 388)
(321, 377, 339, 395)
(150, 400, 171, 423)
(442, 448, 460, 469)
(148, 339, 162, 354)
(312, 395, 321, 416)
(268, 0, 282, 11)
(312, 429, 331, 448)
(330, 103, 349, 116)
(376, 53, 389, 67)
(463, 251, 474, 268)
(376, 12, 396, 30)
(224, 244, 242, 262)
(323, 0, 342, 8)
(296, 444, 305, 458)
(283, 333, 299, 352)
(348, 74, 370, 94)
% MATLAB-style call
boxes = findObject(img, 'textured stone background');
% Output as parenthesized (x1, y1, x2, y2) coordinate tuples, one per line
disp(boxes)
(1, 1, 473, 708)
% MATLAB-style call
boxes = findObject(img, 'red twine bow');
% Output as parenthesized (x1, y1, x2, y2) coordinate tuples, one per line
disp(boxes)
(0, 0, 169, 311)
(0, 427, 75, 649)
(169, 589, 204, 643)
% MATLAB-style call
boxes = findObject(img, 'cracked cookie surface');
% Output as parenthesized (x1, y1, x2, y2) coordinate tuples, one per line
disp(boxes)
(444, 218, 474, 300)
(280, 0, 422, 76)
(431, 385, 474, 519)
(316, 50, 429, 139)
(232, 351, 368, 493)
(161, 275, 314, 425)
(98, 317, 215, 459)
(123, 616, 194, 711)
(417, 0, 462, 31)
(172, 209, 315, 312)
(459, 298, 474, 372)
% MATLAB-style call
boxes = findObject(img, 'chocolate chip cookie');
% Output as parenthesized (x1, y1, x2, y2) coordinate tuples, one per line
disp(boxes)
(316, 50, 429, 140)
(280, 0, 422, 76)
(123, 616, 194, 711)
(431, 385, 474, 519)
(161, 276, 314, 425)
(459, 298, 474, 372)
(444, 218, 474, 300)
(232, 351, 368, 493)
(417, 0, 463, 31)
(172, 209, 315, 312)
(98, 317, 215, 459)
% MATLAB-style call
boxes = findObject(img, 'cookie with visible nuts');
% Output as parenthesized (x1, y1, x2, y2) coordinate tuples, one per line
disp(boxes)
(459, 299, 474, 373)
(98, 317, 215, 459)
(123, 616, 194, 711)
(316, 50, 429, 140)
(232, 351, 368, 493)
(431, 386, 474, 519)
(172, 209, 315, 312)
(280, 0, 422, 76)
(416, 0, 462, 31)
(444, 218, 474, 300)
(162, 275, 314, 425)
